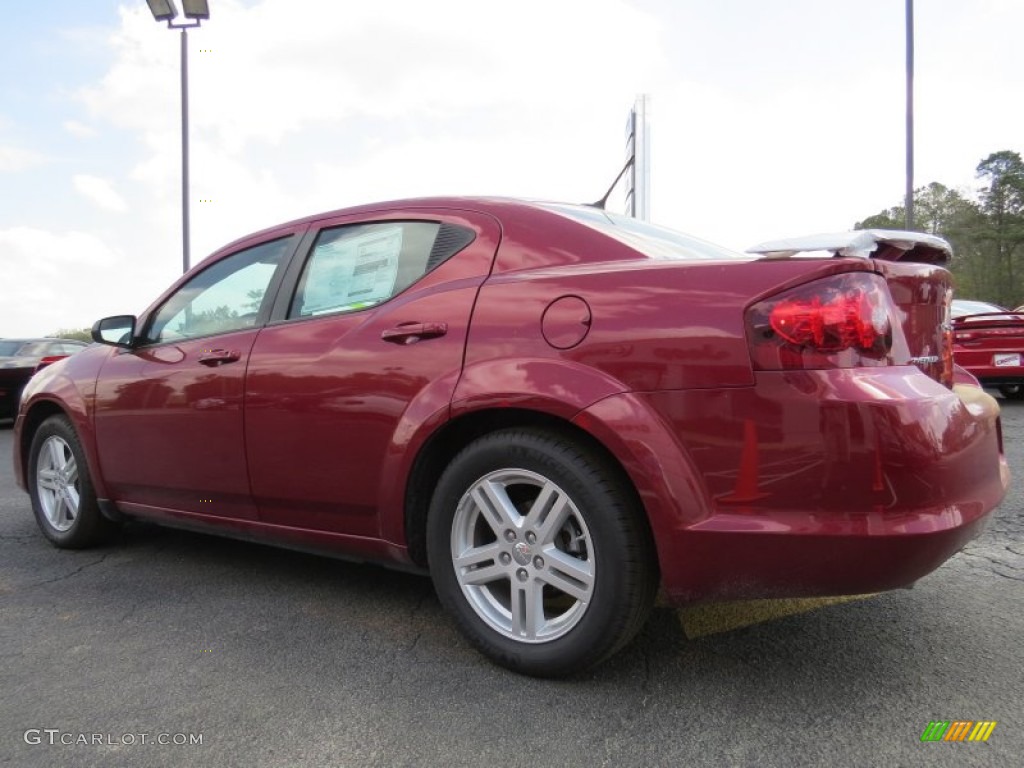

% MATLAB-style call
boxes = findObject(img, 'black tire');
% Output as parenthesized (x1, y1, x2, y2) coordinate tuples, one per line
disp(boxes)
(27, 415, 118, 549)
(998, 384, 1024, 401)
(427, 428, 657, 677)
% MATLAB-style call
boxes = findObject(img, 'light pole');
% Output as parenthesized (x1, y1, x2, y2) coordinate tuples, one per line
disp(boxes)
(905, 0, 914, 229)
(146, 0, 210, 274)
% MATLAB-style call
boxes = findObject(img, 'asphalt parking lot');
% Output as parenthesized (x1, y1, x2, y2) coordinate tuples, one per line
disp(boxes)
(1, 399, 1022, 768)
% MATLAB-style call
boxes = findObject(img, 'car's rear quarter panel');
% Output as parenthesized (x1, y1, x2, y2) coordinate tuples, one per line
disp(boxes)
(458, 214, 1008, 601)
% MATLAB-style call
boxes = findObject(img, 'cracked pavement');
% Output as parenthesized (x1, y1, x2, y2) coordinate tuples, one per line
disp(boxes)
(0, 399, 1021, 768)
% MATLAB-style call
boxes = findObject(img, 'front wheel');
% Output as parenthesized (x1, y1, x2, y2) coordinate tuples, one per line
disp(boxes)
(998, 383, 1024, 401)
(427, 429, 657, 677)
(27, 415, 118, 548)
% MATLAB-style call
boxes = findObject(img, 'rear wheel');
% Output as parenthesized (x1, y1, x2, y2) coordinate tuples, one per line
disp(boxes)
(28, 415, 118, 548)
(427, 429, 657, 677)
(998, 383, 1024, 401)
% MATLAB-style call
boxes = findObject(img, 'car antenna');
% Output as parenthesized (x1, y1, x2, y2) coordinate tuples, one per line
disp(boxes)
(587, 157, 634, 209)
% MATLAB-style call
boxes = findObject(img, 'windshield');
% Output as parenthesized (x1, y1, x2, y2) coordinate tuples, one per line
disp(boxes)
(542, 204, 751, 262)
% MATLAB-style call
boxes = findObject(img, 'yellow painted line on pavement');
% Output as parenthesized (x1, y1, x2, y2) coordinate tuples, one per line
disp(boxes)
(678, 593, 879, 638)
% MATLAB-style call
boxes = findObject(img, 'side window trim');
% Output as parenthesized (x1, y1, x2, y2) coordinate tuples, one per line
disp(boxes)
(251, 229, 307, 327)
(267, 226, 321, 324)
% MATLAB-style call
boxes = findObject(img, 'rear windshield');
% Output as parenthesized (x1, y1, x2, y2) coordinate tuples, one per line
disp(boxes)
(542, 204, 752, 262)
(0, 341, 29, 356)
(951, 300, 1007, 318)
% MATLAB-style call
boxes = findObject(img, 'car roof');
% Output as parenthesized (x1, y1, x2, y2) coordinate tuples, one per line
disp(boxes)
(0, 338, 87, 349)
(208, 197, 582, 254)
(0, 337, 85, 345)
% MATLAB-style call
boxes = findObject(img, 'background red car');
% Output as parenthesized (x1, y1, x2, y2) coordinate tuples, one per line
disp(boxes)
(951, 299, 1024, 400)
(13, 200, 1009, 676)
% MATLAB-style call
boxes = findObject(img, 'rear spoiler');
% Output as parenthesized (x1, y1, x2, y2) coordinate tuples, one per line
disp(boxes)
(747, 229, 952, 265)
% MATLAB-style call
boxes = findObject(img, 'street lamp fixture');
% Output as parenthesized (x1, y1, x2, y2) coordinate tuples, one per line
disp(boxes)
(181, 1, 210, 20)
(146, 0, 178, 22)
(146, 0, 210, 273)
(146, 0, 210, 22)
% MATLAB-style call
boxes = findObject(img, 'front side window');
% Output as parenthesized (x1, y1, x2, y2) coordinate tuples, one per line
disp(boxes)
(145, 237, 291, 344)
(290, 221, 470, 318)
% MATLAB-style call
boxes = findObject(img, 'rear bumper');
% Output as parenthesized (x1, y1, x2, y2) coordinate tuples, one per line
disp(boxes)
(954, 350, 1023, 386)
(665, 510, 991, 601)
(578, 368, 1009, 603)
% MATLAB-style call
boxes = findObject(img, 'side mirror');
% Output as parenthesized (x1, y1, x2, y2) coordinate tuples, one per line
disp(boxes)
(91, 315, 137, 348)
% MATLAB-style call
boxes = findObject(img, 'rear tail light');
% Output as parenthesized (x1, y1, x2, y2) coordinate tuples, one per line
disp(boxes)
(34, 355, 69, 374)
(747, 273, 898, 370)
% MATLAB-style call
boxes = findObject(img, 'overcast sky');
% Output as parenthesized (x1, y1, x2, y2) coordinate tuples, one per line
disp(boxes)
(2, 0, 1022, 336)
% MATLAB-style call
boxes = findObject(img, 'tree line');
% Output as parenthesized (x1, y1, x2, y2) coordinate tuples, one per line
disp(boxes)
(856, 150, 1024, 308)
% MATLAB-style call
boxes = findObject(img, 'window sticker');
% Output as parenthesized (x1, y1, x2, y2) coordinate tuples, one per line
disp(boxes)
(303, 226, 404, 315)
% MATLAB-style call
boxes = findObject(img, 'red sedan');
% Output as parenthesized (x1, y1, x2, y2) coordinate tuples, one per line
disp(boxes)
(13, 200, 1009, 676)
(951, 299, 1024, 400)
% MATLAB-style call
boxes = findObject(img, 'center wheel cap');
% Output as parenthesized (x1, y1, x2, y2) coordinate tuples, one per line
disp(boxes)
(512, 541, 532, 565)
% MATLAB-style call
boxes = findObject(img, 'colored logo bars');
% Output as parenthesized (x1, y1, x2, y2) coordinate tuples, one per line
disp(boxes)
(921, 721, 997, 742)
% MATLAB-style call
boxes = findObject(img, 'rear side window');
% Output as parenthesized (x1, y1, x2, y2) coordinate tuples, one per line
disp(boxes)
(289, 221, 473, 318)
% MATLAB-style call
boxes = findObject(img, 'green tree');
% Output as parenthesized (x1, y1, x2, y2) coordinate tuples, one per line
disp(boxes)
(49, 327, 93, 342)
(855, 150, 1024, 305)
(856, 182, 987, 296)
(975, 151, 1024, 306)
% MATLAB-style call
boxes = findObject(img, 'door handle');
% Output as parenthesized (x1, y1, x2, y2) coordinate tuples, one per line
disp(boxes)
(198, 349, 242, 366)
(381, 322, 448, 344)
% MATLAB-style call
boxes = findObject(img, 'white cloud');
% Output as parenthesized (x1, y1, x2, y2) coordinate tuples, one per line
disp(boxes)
(0, 145, 47, 172)
(0, 227, 123, 335)
(64, 120, 97, 138)
(73, 174, 129, 213)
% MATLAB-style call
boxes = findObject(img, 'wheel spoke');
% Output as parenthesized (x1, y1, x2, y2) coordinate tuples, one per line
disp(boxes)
(531, 492, 572, 546)
(510, 580, 544, 639)
(56, 497, 75, 529)
(64, 455, 78, 485)
(540, 547, 594, 602)
(454, 543, 507, 586)
(47, 438, 67, 471)
(471, 479, 521, 534)
(37, 469, 61, 492)
(65, 485, 80, 512)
